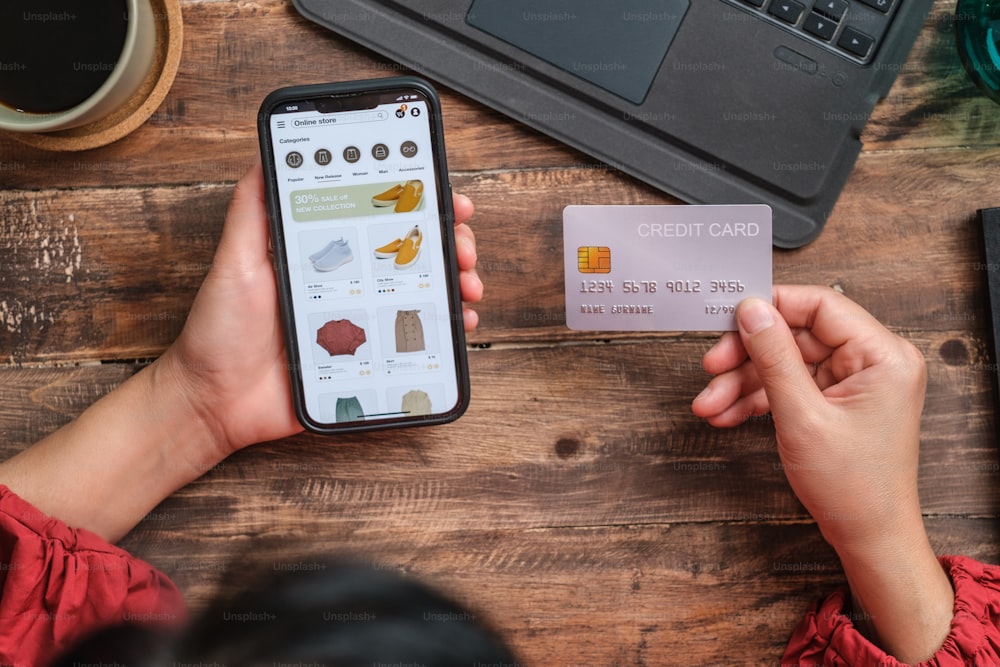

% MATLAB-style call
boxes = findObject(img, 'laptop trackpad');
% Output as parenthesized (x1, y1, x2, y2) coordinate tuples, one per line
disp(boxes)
(466, 0, 690, 105)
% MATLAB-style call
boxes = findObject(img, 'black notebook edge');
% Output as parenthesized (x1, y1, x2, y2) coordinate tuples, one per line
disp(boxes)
(979, 207, 1000, 438)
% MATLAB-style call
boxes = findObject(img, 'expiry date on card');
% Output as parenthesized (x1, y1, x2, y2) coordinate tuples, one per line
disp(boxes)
(563, 205, 773, 332)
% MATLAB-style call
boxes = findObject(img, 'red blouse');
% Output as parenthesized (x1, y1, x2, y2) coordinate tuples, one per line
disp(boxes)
(0, 486, 186, 666)
(0, 483, 997, 665)
(782, 555, 1000, 666)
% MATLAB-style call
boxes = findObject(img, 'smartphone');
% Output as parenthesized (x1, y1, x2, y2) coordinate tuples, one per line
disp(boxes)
(257, 77, 470, 434)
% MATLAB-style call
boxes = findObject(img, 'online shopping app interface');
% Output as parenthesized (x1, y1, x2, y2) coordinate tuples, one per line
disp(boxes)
(269, 92, 459, 425)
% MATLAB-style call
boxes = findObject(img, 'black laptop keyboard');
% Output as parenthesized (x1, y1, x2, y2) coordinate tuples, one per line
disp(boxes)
(730, 0, 901, 63)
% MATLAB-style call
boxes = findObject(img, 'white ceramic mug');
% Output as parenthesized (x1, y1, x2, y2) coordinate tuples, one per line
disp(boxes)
(0, 0, 155, 132)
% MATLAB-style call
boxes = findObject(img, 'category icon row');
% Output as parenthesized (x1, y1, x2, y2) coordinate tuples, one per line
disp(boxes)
(285, 140, 418, 168)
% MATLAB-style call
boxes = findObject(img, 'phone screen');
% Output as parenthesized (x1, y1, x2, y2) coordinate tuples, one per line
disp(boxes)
(259, 79, 468, 433)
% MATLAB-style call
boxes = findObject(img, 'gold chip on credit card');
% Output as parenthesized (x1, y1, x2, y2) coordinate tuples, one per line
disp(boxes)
(577, 246, 611, 273)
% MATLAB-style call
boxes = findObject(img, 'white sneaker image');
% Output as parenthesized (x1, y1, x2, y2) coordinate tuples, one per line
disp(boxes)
(310, 238, 354, 272)
(308, 238, 340, 263)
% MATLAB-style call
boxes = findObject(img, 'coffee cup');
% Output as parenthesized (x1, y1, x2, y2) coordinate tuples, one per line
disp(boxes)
(0, 0, 156, 133)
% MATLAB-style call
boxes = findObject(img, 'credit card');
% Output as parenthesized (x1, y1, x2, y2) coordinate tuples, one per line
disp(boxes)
(564, 205, 772, 331)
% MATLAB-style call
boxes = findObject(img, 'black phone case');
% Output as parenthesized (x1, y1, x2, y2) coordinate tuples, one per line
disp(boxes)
(257, 76, 470, 434)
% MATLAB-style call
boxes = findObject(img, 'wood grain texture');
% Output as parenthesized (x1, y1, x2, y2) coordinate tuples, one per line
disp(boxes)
(1, 149, 999, 361)
(116, 518, 1000, 667)
(1, 337, 996, 526)
(1, 0, 999, 664)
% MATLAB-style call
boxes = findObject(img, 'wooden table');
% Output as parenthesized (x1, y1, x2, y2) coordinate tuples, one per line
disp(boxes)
(2, 1, 999, 663)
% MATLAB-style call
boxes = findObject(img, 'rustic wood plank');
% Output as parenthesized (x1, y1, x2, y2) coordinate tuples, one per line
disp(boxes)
(2, 337, 996, 529)
(128, 522, 848, 666)
(4, 140, 1000, 362)
(113, 518, 999, 667)
(0, 184, 226, 363)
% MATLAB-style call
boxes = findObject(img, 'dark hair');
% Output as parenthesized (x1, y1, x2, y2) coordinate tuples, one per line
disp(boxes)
(53, 561, 519, 666)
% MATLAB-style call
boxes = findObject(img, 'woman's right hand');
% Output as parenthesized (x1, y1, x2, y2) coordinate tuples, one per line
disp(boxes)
(693, 285, 926, 546)
(692, 285, 954, 664)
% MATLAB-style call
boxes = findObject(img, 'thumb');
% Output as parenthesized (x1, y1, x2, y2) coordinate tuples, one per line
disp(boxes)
(737, 297, 823, 420)
(215, 158, 270, 274)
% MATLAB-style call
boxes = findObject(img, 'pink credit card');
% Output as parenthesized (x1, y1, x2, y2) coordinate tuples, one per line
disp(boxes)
(564, 205, 772, 331)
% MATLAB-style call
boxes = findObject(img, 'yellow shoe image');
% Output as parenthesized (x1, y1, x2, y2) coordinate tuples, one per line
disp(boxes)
(394, 226, 423, 269)
(371, 183, 404, 207)
(394, 179, 423, 213)
(374, 236, 404, 259)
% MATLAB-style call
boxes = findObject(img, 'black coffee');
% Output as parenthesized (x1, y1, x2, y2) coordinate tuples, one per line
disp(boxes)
(0, 1, 129, 114)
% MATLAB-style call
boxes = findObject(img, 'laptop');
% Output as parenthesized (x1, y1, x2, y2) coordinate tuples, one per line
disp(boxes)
(292, 0, 932, 248)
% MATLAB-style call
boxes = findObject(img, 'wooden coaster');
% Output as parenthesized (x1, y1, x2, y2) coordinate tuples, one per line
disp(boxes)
(3, 0, 183, 152)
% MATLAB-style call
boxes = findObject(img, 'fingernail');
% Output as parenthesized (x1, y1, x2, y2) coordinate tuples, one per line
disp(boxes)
(739, 298, 775, 334)
(695, 385, 712, 401)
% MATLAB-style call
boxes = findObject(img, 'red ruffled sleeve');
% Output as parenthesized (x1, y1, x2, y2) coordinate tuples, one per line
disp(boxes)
(0, 485, 187, 666)
(783, 555, 1000, 666)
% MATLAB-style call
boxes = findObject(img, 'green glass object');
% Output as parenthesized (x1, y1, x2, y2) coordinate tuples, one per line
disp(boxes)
(956, 0, 1000, 102)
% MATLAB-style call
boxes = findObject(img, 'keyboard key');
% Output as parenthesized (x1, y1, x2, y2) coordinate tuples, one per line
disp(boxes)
(856, 0, 894, 13)
(741, 0, 765, 7)
(803, 12, 837, 40)
(837, 26, 875, 57)
(813, 0, 848, 21)
(768, 0, 805, 24)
